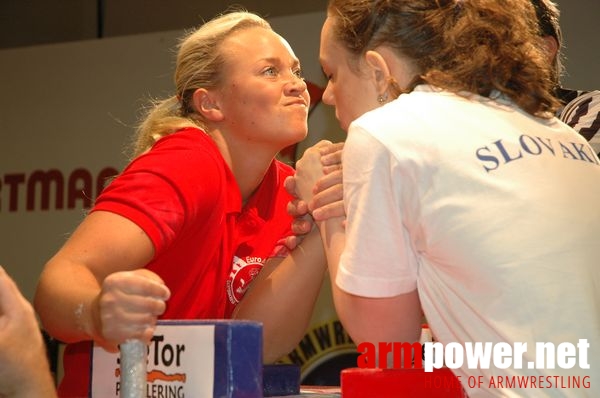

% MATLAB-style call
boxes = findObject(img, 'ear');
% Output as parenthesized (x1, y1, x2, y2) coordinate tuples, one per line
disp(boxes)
(541, 36, 559, 64)
(365, 50, 392, 95)
(191, 88, 224, 122)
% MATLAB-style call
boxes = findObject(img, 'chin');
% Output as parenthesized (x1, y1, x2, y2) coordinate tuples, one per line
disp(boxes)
(296, 130, 309, 142)
(339, 121, 350, 133)
(335, 114, 349, 132)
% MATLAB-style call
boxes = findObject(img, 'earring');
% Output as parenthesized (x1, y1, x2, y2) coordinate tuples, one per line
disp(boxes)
(377, 93, 388, 104)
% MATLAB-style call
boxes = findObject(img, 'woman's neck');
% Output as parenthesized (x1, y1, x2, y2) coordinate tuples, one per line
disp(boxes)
(208, 129, 276, 204)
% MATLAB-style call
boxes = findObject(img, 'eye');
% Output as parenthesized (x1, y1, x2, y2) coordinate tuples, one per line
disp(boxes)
(293, 68, 305, 80)
(262, 66, 278, 76)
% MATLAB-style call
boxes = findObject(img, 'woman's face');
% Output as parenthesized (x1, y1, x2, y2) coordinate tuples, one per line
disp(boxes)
(319, 16, 381, 132)
(216, 27, 309, 151)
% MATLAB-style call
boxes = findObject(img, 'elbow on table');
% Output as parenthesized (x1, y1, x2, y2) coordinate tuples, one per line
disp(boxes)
(332, 287, 422, 345)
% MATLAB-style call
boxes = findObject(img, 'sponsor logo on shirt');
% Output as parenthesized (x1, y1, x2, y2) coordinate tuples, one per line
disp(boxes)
(226, 255, 264, 305)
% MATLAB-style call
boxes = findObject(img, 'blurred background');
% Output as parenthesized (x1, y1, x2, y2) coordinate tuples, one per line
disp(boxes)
(1, 0, 598, 90)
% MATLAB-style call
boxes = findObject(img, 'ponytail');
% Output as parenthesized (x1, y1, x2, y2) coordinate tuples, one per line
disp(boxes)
(130, 96, 198, 159)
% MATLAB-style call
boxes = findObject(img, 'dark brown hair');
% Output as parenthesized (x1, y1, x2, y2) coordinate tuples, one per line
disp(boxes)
(529, 0, 563, 83)
(327, 0, 561, 117)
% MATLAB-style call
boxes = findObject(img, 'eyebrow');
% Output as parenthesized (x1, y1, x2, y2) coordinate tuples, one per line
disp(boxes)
(259, 57, 301, 67)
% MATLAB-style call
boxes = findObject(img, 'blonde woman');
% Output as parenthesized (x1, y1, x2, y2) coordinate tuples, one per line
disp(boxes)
(35, 11, 328, 397)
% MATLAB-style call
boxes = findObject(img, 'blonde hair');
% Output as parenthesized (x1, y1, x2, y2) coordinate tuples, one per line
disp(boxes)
(132, 11, 271, 157)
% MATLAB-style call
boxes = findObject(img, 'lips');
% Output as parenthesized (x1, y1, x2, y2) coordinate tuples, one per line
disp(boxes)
(285, 98, 308, 107)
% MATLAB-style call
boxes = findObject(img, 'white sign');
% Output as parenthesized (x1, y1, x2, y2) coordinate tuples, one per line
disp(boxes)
(91, 322, 216, 398)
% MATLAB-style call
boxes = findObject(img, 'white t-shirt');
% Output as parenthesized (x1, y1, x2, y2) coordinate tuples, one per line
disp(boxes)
(338, 85, 600, 397)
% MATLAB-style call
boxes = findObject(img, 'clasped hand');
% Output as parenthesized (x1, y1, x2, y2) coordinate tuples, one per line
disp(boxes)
(284, 140, 346, 248)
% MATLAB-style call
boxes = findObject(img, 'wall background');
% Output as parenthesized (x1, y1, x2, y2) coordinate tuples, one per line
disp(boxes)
(555, 0, 600, 89)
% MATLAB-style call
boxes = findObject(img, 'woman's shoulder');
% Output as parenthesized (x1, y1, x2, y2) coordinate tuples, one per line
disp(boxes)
(119, 127, 228, 195)
(153, 126, 214, 150)
(136, 127, 221, 166)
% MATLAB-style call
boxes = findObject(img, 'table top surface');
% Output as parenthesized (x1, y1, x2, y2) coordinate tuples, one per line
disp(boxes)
(271, 386, 341, 397)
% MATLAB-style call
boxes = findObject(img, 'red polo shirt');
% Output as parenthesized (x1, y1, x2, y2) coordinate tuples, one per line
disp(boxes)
(57, 127, 294, 397)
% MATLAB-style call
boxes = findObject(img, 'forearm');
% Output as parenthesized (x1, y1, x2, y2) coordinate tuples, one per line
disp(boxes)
(34, 257, 102, 344)
(233, 228, 327, 363)
(315, 216, 345, 295)
(0, 266, 59, 398)
(4, 356, 58, 398)
(316, 217, 422, 345)
(34, 212, 164, 350)
(12, 367, 57, 398)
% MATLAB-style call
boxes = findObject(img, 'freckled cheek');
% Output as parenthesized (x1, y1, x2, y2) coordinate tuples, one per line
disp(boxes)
(242, 90, 272, 106)
(303, 90, 311, 104)
(234, 93, 261, 111)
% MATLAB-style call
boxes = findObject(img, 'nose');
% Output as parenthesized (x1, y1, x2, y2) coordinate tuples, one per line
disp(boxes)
(285, 73, 307, 95)
(322, 82, 334, 106)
